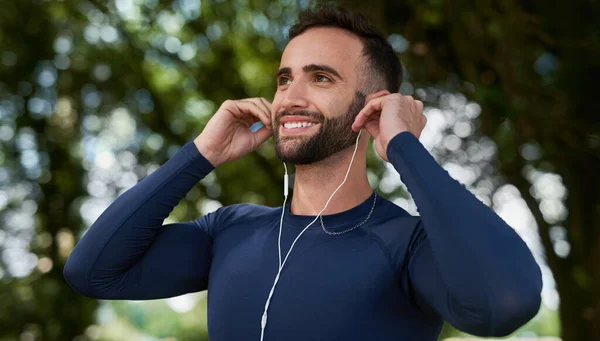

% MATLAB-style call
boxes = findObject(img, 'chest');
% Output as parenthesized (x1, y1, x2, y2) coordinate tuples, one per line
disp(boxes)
(206, 223, 406, 339)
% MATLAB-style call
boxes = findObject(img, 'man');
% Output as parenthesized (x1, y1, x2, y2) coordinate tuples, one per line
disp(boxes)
(64, 5, 542, 341)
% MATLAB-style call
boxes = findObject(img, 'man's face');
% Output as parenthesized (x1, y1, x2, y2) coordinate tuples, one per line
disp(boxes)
(271, 27, 366, 164)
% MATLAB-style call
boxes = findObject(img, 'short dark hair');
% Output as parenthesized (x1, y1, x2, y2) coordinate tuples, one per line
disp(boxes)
(287, 4, 402, 93)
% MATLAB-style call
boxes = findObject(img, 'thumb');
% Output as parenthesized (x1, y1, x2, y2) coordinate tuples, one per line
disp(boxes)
(252, 126, 273, 149)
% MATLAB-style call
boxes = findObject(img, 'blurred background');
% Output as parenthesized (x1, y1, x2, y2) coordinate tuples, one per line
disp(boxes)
(0, 0, 598, 340)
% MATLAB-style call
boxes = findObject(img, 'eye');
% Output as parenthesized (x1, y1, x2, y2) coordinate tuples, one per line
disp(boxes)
(277, 76, 291, 86)
(315, 74, 332, 82)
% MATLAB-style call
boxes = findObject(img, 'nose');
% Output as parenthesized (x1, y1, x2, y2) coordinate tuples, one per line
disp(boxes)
(280, 81, 310, 111)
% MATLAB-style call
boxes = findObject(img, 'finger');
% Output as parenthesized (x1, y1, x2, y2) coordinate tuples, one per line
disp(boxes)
(364, 118, 380, 138)
(238, 99, 271, 126)
(358, 110, 380, 135)
(419, 114, 428, 137)
(414, 99, 423, 109)
(258, 97, 273, 118)
(254, 98, 271, 120)
(233, 100, 272, 127)
(352, 97, 385, 132)
(246, 98, 272, 125)
(252, 125, 273, 148)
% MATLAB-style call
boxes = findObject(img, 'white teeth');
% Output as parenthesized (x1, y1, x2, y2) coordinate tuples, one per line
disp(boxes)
(283, 122, 317, 129)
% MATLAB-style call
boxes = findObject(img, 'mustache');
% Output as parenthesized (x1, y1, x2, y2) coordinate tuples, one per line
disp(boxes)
(275, 110, 324, 123)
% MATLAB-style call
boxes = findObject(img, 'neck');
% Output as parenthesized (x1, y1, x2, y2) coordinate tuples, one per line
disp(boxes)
(288, 146, 373, 216)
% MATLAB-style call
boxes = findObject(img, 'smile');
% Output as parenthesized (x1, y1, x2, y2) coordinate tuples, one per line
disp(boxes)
(283, 122, 318, 129)
(279, 121, 320, 135)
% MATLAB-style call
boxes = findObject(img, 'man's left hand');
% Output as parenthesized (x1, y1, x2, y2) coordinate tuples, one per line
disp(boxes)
(352, 93, 426, 162)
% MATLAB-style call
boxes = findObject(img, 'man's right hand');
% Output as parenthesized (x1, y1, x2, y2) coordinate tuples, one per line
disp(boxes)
(194, 98, 273, 167)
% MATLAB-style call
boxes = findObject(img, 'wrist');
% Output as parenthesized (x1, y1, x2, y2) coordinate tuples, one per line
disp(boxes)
(194, 137, 221, 167)
(386, 131, 420, 160)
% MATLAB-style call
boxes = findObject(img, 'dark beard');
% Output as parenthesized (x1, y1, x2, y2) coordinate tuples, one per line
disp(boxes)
(273, 91, 366, 165)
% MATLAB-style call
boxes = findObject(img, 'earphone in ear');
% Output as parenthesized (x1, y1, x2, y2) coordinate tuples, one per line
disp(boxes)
(250, 121, 265, 132)
(259, 129, 364, 341)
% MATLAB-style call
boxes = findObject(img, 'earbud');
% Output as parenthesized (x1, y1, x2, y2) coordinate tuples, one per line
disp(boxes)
(250, 121, 265, 132)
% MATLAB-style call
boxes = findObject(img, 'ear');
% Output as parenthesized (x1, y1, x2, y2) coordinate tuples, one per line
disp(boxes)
(365, 90, 390, 103)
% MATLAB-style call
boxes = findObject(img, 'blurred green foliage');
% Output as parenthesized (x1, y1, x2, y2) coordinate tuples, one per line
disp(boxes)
(0, 0, 598, 340)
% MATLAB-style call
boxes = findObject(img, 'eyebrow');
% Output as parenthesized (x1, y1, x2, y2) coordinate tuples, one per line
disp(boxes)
(276, 64, 344, 81)
(276, 67, 292, 78)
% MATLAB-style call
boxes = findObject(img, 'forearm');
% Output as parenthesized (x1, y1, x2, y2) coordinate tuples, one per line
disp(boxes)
(64, 139, 215, 297)
(388, 132, 542, 334)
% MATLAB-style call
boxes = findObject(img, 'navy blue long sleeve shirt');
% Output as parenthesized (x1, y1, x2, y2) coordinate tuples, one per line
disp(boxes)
(64, 132, 542, 340)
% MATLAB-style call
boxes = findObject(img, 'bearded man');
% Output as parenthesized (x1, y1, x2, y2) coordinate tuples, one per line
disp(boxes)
(64, 4, 542, 341)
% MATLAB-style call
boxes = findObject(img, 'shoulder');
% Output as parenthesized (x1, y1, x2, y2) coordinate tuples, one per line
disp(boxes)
(194, 203, 281, 237)
(370, 196, 422, 230)
(216, 203, 281, 224)
(363, 196, 424, 269)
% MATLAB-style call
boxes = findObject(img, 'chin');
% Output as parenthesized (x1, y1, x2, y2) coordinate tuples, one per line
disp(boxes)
(275, 147, 330, 165)
(275, 142, 301, 159)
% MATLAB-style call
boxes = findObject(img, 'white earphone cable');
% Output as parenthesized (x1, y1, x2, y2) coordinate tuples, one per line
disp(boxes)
(260, 129, 364, 341)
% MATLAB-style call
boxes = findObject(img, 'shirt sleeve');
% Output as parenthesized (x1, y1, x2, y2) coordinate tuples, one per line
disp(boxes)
(387, 132, 543, 337)
(63, 139, 217, 300)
